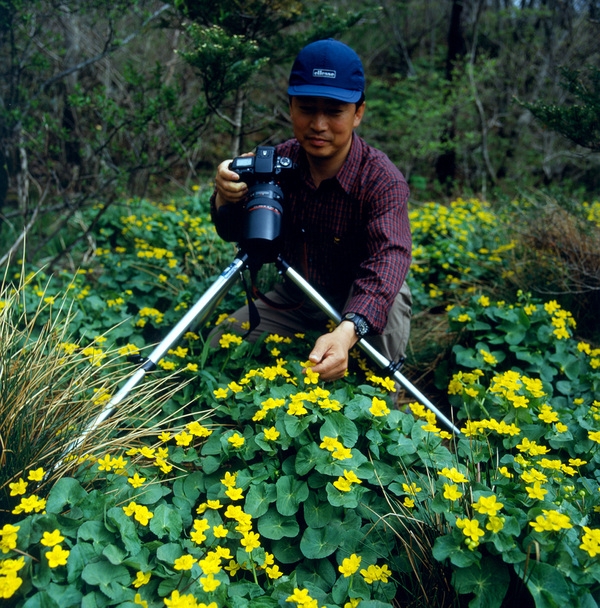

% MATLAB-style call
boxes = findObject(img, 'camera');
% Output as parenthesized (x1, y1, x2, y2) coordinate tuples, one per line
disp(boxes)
(229, 146, 294, 259)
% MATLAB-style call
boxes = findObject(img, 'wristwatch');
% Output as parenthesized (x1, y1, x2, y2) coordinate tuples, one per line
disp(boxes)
(342, 312, 371, 338)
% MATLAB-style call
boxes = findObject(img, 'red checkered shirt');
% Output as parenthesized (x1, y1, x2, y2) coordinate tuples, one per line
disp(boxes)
(212, 133, 412, 334)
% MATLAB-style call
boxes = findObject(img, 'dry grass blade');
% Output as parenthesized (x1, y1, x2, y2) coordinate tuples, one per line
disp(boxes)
(0, 272, 200, 517)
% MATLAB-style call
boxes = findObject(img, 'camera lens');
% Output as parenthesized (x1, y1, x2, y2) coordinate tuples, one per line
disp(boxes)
(242, 183, 284, 261)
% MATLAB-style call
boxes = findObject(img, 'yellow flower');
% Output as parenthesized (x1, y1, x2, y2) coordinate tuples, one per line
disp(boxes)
(221, 472, 238, 488)
(286, 588, 311, 603)
(27, 468, 45, 482)
(525, 482, 548, 501)
(199, 552, 221, 575)
(12, 495, 46, 515)
(369, 396, 390, 417)
(164, 590, 197, 607)
(479, 349, 498, 365)
(580, 527, 600, 557)
(45, 545, 70, 568)
(9, 479, 28, 496)
(225, 487, 244, 501)
(200, 574, 221, 592)
(472, 494, 503, 517)
(40, 529, 65, 547)
(588, 430, 600, 444)
(128, 473, 146, 488)
(331, 446, 352, 460)
(263, 427, 280, 441)
(225, 560, 242, 575)
(266, 565, 283, 579)
(133, 593, 148, 608)
(0, 572, 22, 598)
(133, 571, 151, 588)
(228, 433, 245, 449)
(133, 505, 154, 526)
(402, 482, 422, 496)
(339, 554, 361, 577)
(213, 387, 229, 399)
(174, 554, 196, 570)
(320, 436, 342, 451)
(333, 477, 352, 492)
(438, 467, 468, 483)
(187, 421, 213, 437)
(456, 518, 484, 543)
(241, 531, 261, 552)
(443, 484, 463, 501)
(213, 525, 228, 538)
(303, 367, 319, 385)
(287, 401, 308, 416)
(486, 516, 505, 533)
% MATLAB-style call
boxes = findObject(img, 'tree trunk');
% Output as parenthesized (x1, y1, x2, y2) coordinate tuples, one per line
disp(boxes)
(435, 0, 466, 189)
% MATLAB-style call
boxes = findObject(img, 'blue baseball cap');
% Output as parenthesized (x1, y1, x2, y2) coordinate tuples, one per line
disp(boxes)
(287, 39, 365, 103)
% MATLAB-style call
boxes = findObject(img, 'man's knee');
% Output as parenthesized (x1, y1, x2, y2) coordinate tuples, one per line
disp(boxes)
(368, 282, 412, 363)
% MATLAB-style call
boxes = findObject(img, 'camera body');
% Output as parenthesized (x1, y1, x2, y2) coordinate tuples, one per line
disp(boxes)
(229, 146, 294, 260)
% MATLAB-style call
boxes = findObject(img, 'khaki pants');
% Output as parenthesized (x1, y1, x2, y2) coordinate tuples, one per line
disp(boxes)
(214, 280, 412, 365)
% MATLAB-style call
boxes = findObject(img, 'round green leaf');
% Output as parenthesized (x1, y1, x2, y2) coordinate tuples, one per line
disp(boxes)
(320, 413, 359, 447)
(257, 509, 300, 540)
(300, 525, 343, 559)
(276, 475, 309, 516)
(246, 482, 277, 518)
(303, 492, 334, 529)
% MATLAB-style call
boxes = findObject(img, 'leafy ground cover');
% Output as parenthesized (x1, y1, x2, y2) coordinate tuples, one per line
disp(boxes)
(1, 193, 600, 607)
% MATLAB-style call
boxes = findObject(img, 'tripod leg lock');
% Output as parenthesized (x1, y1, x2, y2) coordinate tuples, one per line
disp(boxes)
(386, 357, 405, 374)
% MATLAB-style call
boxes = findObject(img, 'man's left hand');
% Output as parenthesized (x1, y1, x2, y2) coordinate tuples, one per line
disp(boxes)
(307, 321, 359, 381)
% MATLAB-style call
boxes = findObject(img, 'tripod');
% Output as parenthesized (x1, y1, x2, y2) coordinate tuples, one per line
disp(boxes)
(60, 249, 461, 464)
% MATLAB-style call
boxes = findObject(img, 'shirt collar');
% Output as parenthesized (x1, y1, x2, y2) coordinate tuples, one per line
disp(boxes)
(334, 132, 362, 194)
(294, 132, 362, 193)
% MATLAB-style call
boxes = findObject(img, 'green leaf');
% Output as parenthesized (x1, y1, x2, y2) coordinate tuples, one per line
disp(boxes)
(257, 509, 300, 540)
(77, 521, 116, 545)
(156, 542, 183, 564)
(271, 537, 303, 564)
(452, 557, 509, 608)
(45, 477, 88, 514)
(148, 503, 183, 541)
(295, 442, 325, 476)
(276, 475, 309, 516)
(295, 558, 337, 590)
(106, 507, 142, 555)
(453, 344, 479, 368)
(102, 543, 128, 565)
(300, 525, 343, 559)
(303, 492, 334, 529)
(432, 534, 479, 568)
(515, 562, 571, 608)
(21, 591, 61, 608)
(81, 560, 130, 599)
(320, 413, 359, 447)
(246, 482, 277, 518)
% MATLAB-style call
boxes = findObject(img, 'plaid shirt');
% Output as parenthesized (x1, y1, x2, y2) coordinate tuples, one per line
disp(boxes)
(212, 133, 411, 334)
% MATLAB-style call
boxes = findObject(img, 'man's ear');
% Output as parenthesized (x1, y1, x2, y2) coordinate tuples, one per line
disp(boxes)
(353, 102, 366, 128)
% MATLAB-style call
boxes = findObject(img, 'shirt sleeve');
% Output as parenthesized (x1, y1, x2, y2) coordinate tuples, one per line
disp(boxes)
(210, 190, 245, 243)
(342, 170, 412, 334)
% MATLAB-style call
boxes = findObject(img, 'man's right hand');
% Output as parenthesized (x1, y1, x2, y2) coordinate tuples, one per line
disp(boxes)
(214, 157, 250, 210)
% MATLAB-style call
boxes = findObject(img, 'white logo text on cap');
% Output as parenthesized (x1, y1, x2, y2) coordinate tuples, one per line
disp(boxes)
(313, 69, 336, 79)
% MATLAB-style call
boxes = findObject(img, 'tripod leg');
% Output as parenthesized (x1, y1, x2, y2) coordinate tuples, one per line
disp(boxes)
(277, 256, 462, 437)
(54, 253, 249, 467)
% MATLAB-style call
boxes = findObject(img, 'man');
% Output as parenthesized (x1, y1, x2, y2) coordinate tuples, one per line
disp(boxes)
(211, 38, 412, 381)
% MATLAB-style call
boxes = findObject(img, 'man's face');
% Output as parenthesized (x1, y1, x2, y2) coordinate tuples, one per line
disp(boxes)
(289, 96, 365, 163)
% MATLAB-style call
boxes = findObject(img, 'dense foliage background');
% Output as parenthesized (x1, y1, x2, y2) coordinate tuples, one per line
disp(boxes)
(1, 0, 599, 268)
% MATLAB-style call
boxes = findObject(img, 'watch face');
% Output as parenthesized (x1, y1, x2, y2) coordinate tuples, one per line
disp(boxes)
(344, 313, 368, 337)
